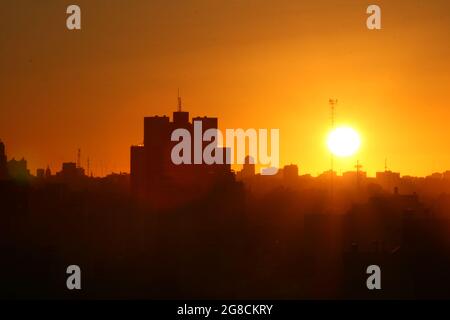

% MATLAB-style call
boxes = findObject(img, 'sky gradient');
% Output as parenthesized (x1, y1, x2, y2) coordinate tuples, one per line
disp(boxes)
(1, 0, 449, 177)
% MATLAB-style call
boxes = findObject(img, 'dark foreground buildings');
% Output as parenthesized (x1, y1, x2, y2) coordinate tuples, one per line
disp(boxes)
(0, 140, 8, 180)
(130, 105, 233, 207)
(4, 123, 450, 299)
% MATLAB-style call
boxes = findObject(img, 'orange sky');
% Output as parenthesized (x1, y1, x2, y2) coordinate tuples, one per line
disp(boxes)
(0, 0, 449, 177)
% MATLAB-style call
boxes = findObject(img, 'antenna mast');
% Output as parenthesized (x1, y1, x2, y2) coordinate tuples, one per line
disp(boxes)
(329, 99, 338, 173)
(329, 99, 337, 129)
(177, 88, 182, 112)
(355, 160, 363, 189)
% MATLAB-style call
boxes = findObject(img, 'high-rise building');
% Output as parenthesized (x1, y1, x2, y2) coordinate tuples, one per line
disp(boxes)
(57, 162, 85, 180)
(130, 106, 233, 206)
(173, 110, 189, 125)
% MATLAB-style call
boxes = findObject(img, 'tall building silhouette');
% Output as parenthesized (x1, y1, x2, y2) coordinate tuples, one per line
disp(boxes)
(57, 162, 85, 179)
(131, 104, 233, 207)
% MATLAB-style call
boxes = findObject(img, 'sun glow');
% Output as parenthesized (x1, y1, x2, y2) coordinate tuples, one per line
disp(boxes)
(327, 127, 361, 157)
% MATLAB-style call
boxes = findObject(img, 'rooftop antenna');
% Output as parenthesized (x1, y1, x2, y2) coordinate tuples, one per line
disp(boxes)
(355, 160, 363, 188)
(87, 157, 90, 177)
(355, 160, 363, 173)
(177, 88, 182, 112)
(384, 158, 388, 172)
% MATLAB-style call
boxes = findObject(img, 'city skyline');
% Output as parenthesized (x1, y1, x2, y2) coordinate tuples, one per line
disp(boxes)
(1, 0, 450, 177)
(5, 102, 450, 180)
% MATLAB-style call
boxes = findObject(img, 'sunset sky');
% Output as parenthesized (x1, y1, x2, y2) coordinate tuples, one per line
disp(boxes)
(1, 0, 449, 177)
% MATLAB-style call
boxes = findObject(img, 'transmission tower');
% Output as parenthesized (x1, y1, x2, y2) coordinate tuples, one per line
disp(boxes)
(329, 99, 338, 170)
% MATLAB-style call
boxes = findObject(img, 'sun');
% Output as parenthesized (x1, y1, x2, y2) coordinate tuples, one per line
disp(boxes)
(327, 126, 361, 157)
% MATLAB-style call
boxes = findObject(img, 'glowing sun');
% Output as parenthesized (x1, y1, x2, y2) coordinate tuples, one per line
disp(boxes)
(327, 127, 361, 157)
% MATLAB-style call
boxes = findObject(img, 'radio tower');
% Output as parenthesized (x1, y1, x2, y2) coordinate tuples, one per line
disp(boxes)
(329, 99, 337, 129)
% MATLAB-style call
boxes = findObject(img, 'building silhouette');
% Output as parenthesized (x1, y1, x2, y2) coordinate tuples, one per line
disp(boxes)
(57, 162, 85, 178)
(376, 170, 401, 192)
(240, 155, 256, 179)
(36, 168, 45, 179)
(7, 157, 30, 182)
(0, 140, 8, 180)
(283, 164, 299, 182)
(130, 145, 145, 196)
(130, 104, 233, 207)
(45, 166, 52, 178)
